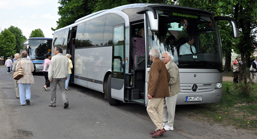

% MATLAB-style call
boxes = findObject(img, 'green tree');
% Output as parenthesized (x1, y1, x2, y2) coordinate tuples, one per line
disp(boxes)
(0, 29, 16, 59)
(54, 0, 169, 30)
(8, 26, 27, 53)
(30, 29, 45, 38)
(52, 0, 96, 31)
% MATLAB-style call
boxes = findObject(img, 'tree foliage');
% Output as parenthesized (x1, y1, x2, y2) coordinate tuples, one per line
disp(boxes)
(52, 0, 96, 31)
(30, 29, 45, 38)
(54, 0, 169, 30)
(8, 26, 27, 53)
(0, 29, 16, 58)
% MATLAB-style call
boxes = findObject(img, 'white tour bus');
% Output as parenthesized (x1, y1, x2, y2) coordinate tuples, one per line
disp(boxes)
(52, 4, 239, 106)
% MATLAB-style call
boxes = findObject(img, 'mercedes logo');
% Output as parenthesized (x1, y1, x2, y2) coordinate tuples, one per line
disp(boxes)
(192, 84, 198, 92)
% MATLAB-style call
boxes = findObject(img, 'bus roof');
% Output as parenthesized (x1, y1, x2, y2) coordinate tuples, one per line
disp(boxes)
(28, 37, 52, 40)
(55, 3, 212, 32)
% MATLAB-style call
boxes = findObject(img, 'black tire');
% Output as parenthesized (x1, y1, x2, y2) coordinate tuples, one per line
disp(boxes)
(107, 74, 118, 106)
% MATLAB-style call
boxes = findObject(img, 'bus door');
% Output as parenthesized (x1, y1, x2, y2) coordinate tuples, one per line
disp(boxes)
(110, 25, 125, 102)
(128, 22, 145, 104)
(67, 27, 77, 83)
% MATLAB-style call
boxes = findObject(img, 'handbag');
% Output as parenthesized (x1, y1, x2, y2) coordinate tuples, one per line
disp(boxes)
(13, 60, 24, 80)
(250, 62, 257, 72)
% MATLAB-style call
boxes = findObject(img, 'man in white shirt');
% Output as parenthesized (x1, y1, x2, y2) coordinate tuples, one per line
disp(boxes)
(179, 36, 196, 55)
(48, 46, 69, 109)
(5, 57, 13, 74)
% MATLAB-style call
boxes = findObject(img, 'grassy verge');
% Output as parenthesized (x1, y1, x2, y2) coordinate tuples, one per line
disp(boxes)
(177, 81, 257, 135)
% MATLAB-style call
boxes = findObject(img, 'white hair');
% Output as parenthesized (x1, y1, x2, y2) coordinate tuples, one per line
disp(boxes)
(162, 51, 171, 58)
(14, 53, 20, 58)
(149, 49, 160, 58)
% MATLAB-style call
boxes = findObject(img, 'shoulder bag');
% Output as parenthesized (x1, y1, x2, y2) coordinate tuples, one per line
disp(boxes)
(13, 60, 24, 80)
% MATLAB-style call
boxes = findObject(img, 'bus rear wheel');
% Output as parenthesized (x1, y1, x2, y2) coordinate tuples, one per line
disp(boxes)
(107, 74, 118, 106)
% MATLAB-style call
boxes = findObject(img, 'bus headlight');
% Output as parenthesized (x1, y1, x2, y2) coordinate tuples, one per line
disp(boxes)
(215, 83, 222, 89)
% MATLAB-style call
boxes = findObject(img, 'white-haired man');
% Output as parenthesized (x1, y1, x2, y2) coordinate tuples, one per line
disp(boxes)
(161, 52, 181, 131)
(147, 49, 170, 137)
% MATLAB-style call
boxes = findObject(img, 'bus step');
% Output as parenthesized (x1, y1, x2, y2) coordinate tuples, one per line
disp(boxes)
(131, 99, 144, 104)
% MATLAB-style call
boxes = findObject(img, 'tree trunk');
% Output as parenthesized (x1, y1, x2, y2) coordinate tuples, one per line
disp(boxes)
(224, 50, 231, 72)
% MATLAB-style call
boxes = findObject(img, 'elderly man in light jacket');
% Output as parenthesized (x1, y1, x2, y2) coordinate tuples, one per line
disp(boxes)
(161, 52, 181, 131)
(48, 46, 69, 109)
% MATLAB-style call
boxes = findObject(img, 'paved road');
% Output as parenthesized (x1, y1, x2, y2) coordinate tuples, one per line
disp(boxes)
(0, 66, 256, 139)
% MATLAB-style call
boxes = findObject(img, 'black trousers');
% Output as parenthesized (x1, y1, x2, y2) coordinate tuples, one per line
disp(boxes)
(233, 72, 239, 83)
(43, 72, 50, 87)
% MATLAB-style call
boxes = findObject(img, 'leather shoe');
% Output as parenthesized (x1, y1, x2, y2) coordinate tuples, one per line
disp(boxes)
(149, 131, 155, 135)
(64, 102, 69, 109)
(152, 128, 166, 138)
(26, 99, 30, 105)
(49, 104, 56, 107)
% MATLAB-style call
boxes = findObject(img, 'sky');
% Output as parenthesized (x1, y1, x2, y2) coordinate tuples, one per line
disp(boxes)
(0, 0, 60, 39)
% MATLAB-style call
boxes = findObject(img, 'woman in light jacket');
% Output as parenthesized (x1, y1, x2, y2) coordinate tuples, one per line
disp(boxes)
(43, 53, 51, 91)
(16, 51, 34, 106)
(12, 53, 21, 99)
(65, 54, 73, 90)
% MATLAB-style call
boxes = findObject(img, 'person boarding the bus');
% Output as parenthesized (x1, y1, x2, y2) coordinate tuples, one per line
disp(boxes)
(48, 46, 69, 109)
(16, 51, 34, 106)
(43, 53, 51, 91)
(147, 49, 170, 138)
(65, 54, 73, 91)
(179, 36, 196, 55)
(161, 52, 180, 131)
(5, 57, 13, 74)
(12, 53, 21, 99)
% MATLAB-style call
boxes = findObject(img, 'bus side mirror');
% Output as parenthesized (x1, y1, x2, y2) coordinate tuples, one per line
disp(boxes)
(214, 16, 239, 38)
(146, 11, 159, 31)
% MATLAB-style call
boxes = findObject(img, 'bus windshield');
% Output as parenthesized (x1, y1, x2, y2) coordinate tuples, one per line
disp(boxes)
(28, 39, 52, 60)
(147, 9, 222, 71)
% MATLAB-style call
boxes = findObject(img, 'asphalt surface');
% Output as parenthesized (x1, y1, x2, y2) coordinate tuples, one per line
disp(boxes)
(0, 67, 186, 139)
(0, 66, 256, 139)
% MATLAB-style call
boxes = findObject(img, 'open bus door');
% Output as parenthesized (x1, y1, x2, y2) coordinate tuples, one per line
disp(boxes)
(67, 27, 77, 83)
(108, 25, 125, 105)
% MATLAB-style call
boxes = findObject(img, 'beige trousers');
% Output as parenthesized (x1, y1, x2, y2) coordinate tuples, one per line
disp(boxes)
(14, 80, 19, 97)
(147, 98, 164, 130)
(163, 94, 178, 127)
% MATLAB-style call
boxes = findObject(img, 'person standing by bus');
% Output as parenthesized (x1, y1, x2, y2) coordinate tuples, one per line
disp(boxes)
(48, 46, 69, 109)
(5, 57, 12, 74)
(12, 53, 21, 99)
(16, 51, 34, 106)
(233, 58, 239, 83)
(250, 57, 257, 83)
(147, 49, 170, 138)
(43, 53, 51, 91)
(161, 52, 180, 131)
(65, 54, 73, 91)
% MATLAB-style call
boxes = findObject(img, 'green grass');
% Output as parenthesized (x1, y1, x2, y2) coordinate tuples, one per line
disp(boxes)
(178, 81, 257, 134)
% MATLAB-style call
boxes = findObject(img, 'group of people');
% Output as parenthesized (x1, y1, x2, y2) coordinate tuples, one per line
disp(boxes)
(5, 46, 73, 109)
(147, 49, 180, 138)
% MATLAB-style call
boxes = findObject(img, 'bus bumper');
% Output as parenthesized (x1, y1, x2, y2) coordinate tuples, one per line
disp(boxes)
(34, 63, 44, 72)
(176, 89, 222, 105)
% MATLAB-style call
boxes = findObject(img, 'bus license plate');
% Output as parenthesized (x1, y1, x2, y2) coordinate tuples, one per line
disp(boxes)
(186, 96, 203, 102)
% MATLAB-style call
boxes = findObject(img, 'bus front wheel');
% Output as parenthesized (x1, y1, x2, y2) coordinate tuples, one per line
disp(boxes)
(107, 74, 118, 106)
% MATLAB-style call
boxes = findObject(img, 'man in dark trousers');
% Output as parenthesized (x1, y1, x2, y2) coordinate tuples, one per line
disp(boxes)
(147, 49, 170, 138)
